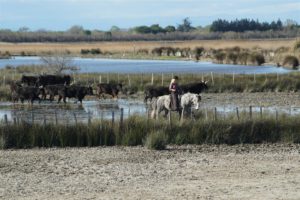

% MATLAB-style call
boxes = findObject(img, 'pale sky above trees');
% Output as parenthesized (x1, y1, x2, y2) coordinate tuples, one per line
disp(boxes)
(0, 0, 299, 31)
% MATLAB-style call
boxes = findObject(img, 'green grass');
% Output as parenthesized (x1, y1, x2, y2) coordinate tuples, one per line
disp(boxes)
(1, 113, 300, 149)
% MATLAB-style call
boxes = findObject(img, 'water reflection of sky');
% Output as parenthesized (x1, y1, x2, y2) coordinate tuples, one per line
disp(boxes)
(0, 100, 300, 124)
(0, 56, 293, 74)
(0, 100, 147, 124)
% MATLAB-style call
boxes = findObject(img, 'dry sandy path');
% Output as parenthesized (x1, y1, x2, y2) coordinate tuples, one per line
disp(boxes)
(0, 144, 299, 200)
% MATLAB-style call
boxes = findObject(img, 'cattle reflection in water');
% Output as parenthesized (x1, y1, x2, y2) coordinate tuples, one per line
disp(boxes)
(0, 100, 146, 124)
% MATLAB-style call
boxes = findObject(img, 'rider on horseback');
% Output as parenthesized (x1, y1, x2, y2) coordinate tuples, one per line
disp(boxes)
(169, 76, 180, 111)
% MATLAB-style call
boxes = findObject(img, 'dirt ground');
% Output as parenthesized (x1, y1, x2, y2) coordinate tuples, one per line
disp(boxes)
(201, 92, 300, 107)
(0, 144, 299, 200)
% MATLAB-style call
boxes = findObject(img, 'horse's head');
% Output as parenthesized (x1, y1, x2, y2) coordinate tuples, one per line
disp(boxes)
(191, 94, 201, 110)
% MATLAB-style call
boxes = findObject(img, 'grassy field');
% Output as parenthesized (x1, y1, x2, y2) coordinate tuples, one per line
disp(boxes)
(1, 113, 300, 149)
(0, 39, 297, 55)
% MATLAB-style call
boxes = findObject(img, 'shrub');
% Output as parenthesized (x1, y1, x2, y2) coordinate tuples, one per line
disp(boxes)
(90, 48, 102, 54)
(283, 55, 299, 69)
(214, 51, 226, 63)
(249, 53, 265, 66)
(194, 47, 204, 60)
(137, 49, 149, 55)
(144, 131, 167, 150)
(81, 49, 90, 54)
(227, 52, 238, 64)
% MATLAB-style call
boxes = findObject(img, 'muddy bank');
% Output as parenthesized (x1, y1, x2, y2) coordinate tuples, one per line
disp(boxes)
(0, 144, 299, 199)
(201, 92, 300, 107)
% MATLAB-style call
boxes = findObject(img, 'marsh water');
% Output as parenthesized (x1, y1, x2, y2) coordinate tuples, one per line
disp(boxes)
(0, 56, 296, 124)
(0, 99, 147, 124)
(0, 99, 300, 124)
(0, 56, 292, 74)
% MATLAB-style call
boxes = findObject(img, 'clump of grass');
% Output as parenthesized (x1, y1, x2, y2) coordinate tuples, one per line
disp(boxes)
(144, 130, 167, 150)
(283, 55, 299, 69)
(294, 40, 300, 51)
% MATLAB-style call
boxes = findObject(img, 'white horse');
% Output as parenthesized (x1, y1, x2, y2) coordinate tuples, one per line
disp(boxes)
(150, 92, 201, 119)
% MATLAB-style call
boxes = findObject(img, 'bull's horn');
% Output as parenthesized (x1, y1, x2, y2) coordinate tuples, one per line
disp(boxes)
(204, 81, 209, 84)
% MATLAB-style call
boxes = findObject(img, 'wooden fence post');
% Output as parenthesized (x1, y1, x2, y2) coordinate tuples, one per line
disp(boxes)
(151, 73, 154, 85)
(31, 112, 34, 124)
(55, 110, 58, 125)
(161, 73, 164, 86)
(88, 111, 91, 125)
(211, 72, 214, 85)
(140, 74, 143, 86)
(128, 74, 131, 87)
(111, 111, 115, 128)
(99, 75, 102, 84)
(107, 74, 109, 83)
(205, 107, 208, 120)
(3, 76, 5, 86)
(73, 112, 77, 125)
(236, 107, 240, 120)
(260, 107, 263, 119)
(214, 107, 217, 121)
(232, 73, 235, 84)
(4, 114, 8, 125)
(120, 108, 124, 133)
(43, 115, 46, 126)
(253, 73, 256, 83)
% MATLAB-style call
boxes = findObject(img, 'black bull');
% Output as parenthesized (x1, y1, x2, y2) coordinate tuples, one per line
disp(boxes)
(11, 85, 43, 104)
(37, 75, 71, 86)
(21, 75, 71, 86)
(96, 83, 122, 98)
(58, 85, 93, 104)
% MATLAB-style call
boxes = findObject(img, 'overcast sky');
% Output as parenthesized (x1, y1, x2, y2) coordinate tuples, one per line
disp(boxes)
(0, 0, 299, 31)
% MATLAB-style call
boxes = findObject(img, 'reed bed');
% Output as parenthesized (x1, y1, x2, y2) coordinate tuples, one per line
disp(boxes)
(1, 113, 300, 149)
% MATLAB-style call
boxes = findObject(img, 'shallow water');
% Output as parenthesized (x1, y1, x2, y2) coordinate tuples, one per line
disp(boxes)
(0, 56, 293, 74)
(0, 99, 147, 124)
(0, 99, 299, 124)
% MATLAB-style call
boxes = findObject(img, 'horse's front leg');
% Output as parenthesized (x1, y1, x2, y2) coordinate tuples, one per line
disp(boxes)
(163, 108, 169, 118)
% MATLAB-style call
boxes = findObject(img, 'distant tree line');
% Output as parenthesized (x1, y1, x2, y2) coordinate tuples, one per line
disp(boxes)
(0, 18, 299, 43)
(210, 19, 283, 32)
(133, 18, 194, 34)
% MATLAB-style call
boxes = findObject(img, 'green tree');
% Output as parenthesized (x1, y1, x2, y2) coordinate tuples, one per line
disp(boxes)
(150, 24, 165, 34)
(110, 26, 121, 32)
(164, 25, 176, 33)
(177, 18, 194, 32)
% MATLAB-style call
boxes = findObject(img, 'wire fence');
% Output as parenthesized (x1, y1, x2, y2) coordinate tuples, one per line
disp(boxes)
(1, 104, 300, 126)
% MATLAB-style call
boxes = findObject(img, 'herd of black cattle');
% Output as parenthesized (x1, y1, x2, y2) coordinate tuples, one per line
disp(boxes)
(9, 74, 208, 104)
